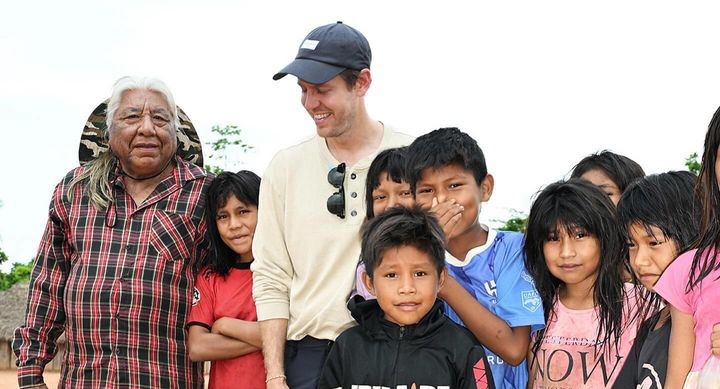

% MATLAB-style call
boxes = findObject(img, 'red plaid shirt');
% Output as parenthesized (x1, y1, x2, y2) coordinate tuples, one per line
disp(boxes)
(14, 157, 211, 388)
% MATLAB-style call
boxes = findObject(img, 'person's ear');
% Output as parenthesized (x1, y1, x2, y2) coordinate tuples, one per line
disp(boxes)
(354, 69, 372, 96)
(480, 174, 494, 202)
(438, 267, 448, 291)
(362, 270, 375, 295)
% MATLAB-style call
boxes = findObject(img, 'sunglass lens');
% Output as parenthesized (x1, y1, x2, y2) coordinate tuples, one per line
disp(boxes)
(327, 193, 345, 218)
(327, 170, 344, 187)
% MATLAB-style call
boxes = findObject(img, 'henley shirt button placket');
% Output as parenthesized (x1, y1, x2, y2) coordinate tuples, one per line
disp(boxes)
(348, 170, 359, 217)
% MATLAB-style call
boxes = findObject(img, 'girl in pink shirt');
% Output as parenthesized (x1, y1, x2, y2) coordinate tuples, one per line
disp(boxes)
(524, 179, 643, 389)
(654, 105, 720, 389)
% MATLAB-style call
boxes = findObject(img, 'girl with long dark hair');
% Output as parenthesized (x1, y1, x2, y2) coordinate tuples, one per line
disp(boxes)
(654, 106, 720, 389)
(524, 179, 642, 388)
(186, 171, 265, 389)
(613, 171, 701, 389)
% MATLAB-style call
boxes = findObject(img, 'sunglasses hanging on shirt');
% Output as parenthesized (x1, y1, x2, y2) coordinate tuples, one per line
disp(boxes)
(327, 163, 346, 218)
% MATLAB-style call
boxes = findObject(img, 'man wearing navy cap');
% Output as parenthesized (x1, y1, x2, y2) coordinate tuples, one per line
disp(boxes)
(252, 22, 412, 389)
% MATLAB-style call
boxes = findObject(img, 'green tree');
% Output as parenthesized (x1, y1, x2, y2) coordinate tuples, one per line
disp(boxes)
(0, 248, 32, 291)
(686, 152, 701, 175)
(204, 124, 253, 174)
(0, 201, 33, 290)
(497, 210, 528, 232)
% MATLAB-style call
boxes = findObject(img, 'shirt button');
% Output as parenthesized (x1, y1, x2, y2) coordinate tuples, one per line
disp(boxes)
(350, 210, 357, 217)
(350, 173, 357, 180)
(351, 192, 357, 198)
(115, 348, 123, 356)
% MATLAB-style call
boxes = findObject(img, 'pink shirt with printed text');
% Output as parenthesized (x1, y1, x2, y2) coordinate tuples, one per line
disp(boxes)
(531, 284, 640, 389)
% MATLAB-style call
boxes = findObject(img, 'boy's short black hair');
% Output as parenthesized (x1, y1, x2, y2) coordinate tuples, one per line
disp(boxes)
(405, 127, 487, 192)
(365, 147, 409, 219)
(360, 206, 446, 279)
(570, 150, 645, 193)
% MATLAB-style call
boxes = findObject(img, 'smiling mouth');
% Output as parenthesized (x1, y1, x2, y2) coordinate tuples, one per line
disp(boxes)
(396, 302, 420, 311)
(133, 143, 159, 151)
(559, 264, 580, 270)
(313, 112, 331, 122)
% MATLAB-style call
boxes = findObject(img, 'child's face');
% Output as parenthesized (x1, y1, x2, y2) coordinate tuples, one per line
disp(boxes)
(627, 223, 678, 292)
(580, 169, 621, 205)
(543, 225, 601, 292)
(363, 245, 446, 326)
(414, 163, 492, 241)
(372, 173, 415, 217)
(216, 194, 258, 261)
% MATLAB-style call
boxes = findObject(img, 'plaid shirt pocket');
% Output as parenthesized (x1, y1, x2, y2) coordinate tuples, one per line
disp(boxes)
(149, 211, 196, 262)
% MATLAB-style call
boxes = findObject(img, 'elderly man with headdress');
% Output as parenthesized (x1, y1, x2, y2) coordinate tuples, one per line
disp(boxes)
(13, 76, 211, 389)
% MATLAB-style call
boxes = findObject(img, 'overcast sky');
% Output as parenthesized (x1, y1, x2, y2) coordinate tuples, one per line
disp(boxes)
(2, 0, 719, 270)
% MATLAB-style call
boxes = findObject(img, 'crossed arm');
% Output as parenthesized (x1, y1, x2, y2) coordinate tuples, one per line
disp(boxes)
(187, 317, 262, 362)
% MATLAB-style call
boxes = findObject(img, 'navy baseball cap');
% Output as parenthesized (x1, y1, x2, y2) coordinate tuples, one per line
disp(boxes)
(273, 21, 371, 84)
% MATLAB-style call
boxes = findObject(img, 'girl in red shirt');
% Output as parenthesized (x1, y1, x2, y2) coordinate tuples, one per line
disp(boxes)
(187, 171, 265, 389)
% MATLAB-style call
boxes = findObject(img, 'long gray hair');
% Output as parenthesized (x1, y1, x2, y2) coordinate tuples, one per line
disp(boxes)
(67, 76, 179, 209)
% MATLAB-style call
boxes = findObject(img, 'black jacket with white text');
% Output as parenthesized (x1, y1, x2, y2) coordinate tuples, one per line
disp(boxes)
(318, 297, 495, 389)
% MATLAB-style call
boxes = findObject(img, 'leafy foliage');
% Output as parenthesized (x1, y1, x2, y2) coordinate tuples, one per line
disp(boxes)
(686, 152, 700, 175)
(497, 209, 528, 232)
(500, 216, 528, 232)
(0, 248, 32, 291)
(204, 124, 253, 174)
(205, 164, 225, 176)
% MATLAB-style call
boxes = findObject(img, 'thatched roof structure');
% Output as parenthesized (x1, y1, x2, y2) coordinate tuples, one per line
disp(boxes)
(0, 282, 29, 340)
(0, 282, 65, 343)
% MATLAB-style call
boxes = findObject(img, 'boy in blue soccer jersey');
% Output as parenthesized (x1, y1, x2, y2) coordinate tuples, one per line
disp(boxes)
(406, 127, 544, 389)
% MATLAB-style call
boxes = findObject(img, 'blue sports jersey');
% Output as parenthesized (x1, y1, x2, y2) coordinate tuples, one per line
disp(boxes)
(444, 228, 545, 389)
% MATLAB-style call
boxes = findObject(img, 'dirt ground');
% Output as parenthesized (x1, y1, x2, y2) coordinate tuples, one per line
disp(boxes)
(0, 370, 209, 388)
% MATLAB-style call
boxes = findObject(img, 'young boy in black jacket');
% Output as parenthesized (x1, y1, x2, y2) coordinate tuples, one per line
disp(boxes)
(318, 206, 495, 389)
